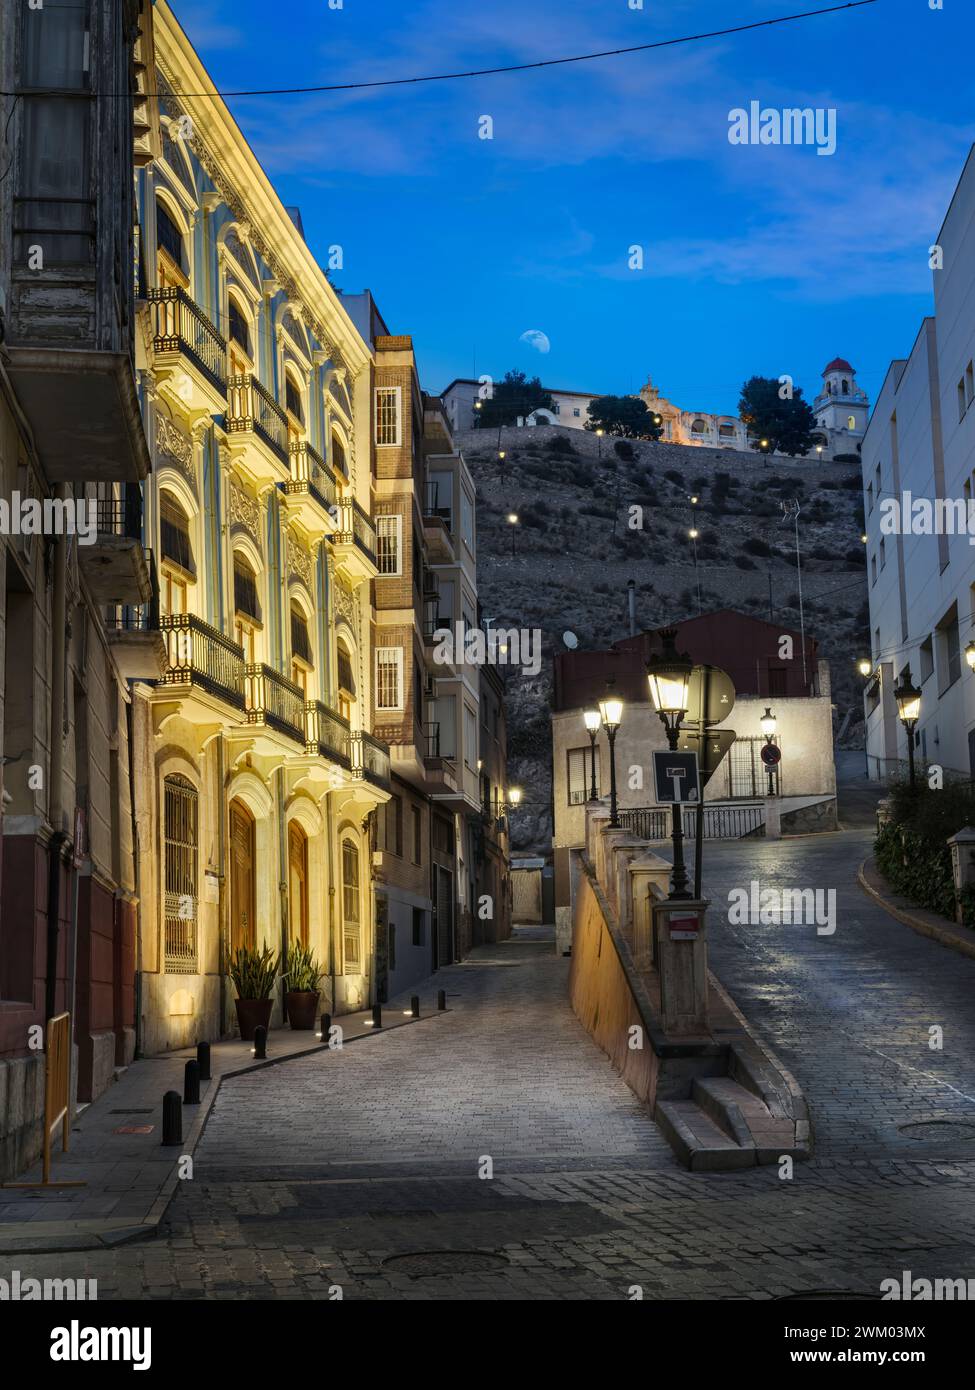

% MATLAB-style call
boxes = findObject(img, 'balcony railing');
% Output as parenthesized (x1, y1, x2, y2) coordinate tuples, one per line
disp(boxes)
(147, 286, 227, 392)
(304, 700, 351, 765)
(105, 548, 161, 632)
(227, 373, 289, 463)
(335, 498, 376, 564)
(244, 663, 305, 743)
(617, 803, 765, 841)
(158, 614, 245, 709)
(286, 441, 337, 511)
(94, 489, 143, 540)
(352, 731, 391, 788)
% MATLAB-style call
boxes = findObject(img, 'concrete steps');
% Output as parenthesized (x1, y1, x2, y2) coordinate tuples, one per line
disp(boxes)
(656, 1072, 807, 1171)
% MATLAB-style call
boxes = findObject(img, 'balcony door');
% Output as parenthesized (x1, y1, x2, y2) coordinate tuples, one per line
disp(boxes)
(288, 822, 309, 948)
(229, 799, 256, 954)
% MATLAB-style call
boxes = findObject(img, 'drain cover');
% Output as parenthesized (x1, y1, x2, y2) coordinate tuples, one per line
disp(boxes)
(382, 1251, 508, 1277)
(777, 1291, 880, 1301)
(899, 1120, 975, 1141)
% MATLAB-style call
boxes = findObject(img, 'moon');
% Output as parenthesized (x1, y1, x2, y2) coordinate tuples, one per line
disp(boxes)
(519, 329, 551, 355)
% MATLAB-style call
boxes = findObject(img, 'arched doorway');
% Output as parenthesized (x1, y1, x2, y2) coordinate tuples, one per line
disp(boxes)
(288, 821, 309, 947)
(229, 799, 256, 954)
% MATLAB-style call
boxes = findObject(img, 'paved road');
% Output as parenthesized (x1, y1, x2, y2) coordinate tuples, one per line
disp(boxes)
(8, 829, 975, 1300)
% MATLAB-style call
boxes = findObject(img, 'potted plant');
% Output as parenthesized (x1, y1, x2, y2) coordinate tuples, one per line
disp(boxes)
(228, 944, 279, 1041)
(283, 941, 325, 1030)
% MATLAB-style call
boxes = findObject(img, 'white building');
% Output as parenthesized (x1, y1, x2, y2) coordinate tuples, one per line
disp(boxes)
(862, 146, 975, 783)
(441, 362, 869, 461)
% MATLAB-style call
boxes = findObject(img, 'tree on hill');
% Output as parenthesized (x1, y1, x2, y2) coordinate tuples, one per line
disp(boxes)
(475, 371, 553, 429)
(738, 376, 816, 457)
(586, 395, 663, 440)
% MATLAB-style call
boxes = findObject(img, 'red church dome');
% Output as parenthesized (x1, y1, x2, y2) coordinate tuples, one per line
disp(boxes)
(823, 357, 855, 375)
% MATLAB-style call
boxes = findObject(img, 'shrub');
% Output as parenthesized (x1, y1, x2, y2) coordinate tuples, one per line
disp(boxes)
(614, 439, 635, 461)
(875, 779, 975, 925)
(735, 555, 757, 570)
(664, 469, 684, 485)
(743, 537, 772, 557)
(545, 434, 576, 455)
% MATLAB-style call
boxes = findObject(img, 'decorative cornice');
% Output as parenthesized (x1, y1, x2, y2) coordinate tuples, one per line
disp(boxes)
(228, 479, 262, 547)
(286, 532, 312, 590)
(154, 416, 196, 492)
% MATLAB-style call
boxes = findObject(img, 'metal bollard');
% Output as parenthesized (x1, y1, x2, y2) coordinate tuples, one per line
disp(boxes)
(320, 1011, 331, 1042)
(437, 989, 446, 1011)
(183, 1058, 200, 1105)
(162, 1090, 182, 1146)
(411, 995, 420, 1018)
(372, 1003, 382, 1030)
(196, 1040, 211, 1081)
(254, 1024, 267, 1059)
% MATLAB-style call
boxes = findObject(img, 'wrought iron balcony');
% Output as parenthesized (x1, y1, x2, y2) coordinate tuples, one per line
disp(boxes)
(243, 663, 305, 743)
(80, 490, 149, 605)
(304, 700, 352, 766)
(147, 286, 227, 394)
(227, 373, 290, 465)
(331, 498, 378, 585)
(280, 441, 339, 537)
(158, 614, 245, 711)
(351, 731, 391, 789)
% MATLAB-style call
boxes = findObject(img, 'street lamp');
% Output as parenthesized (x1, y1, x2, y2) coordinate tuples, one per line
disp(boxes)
(966, 641, 975, 671)
(597, 680, 623, 827)
(647, 630, 693, 899)
(857, 657, 873, 678)
(583, 708, 601, 801)
(893, 665, 922, 789)
(508, 787, 522, 809)
(646, 628, 693, 750)
(596, 427, 604, 460)
(507, 512, 518, 558)
(688, 528, 701, 614)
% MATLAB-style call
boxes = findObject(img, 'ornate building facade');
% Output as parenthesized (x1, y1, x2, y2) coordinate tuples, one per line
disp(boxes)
(127, 1, 390, 1053)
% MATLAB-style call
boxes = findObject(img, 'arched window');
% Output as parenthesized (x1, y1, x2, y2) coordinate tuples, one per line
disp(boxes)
(337, 640, 356, 722)
(227, 295, 250, 361)
(847, 415, 857, 431)
(285, 371, 304, 428)
(691, 418, 707, 435)
(288, 822, 309, 947)
(342, 837, 361, 972)
(155, 198, 187, 286)
(229, 799, 255, 954)
(290, 599, 313, 696)
(164, 775, 198, 973)
(842, 379, 849, 394)
(159, 491, 194, 614)
(719, 423, 735, 438)
(233, 552, 261, 660)
(331, 432, 347, 479)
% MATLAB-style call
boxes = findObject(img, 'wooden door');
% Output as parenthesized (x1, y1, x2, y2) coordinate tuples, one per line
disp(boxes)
(229, 800, 255, 954)
(288, 821, 308, 947)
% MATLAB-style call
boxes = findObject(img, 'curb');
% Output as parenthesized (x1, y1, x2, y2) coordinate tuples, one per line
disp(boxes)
(857, 857, 975, 960)
(0, 1010, 450, 1256)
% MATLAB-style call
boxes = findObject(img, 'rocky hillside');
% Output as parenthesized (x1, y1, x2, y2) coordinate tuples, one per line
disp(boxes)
(462, 425, 869, 853)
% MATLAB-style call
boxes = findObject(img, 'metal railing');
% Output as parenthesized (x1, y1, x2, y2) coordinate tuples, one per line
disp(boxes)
(105, 548, 160, 632)
(94, 490, 143, 540)
(227, 373, 289, 462)
(334, 498, 377, 563)
(352, 731, 391, 787)
(287, 440, 337, 511)
(243, 663, 305, 742)
(618, 803, 766, 840)
(164, 890, 198, 974)
(304, 700, 351, 765)
(158, 614, 245, 709)
(147, 286, 227, 391)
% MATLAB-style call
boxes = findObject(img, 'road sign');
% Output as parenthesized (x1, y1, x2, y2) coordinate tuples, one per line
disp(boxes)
(665, 911, 700, 941)
(685, 664, 736, 728)
(677, 726, 736, 787)
(760, 742, 782, 767)
(653, 751, 700, 804)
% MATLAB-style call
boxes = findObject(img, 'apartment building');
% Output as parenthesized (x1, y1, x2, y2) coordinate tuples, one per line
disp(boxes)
(862, 146, 975, 781)
(126, 1, 391, 1053)
(0, 0, 154, 1177)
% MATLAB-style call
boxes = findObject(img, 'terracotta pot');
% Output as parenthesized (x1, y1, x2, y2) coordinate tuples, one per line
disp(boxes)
(286, 990, 320, 1030)
(234, 997, 273, 1042)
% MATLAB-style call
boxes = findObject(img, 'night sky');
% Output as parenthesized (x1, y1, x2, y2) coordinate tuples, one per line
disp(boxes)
(169, 0, 973, 413)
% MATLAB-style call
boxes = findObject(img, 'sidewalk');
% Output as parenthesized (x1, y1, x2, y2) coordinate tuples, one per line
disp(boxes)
(858, 856, 975, 960)
(0, 983, 450, 1254)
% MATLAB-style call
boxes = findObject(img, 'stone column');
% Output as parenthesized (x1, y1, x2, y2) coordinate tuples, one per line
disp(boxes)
(652, 897, 710, 1036)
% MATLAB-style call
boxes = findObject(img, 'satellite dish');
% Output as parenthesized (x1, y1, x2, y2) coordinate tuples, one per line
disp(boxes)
(562, 631, 578, 649)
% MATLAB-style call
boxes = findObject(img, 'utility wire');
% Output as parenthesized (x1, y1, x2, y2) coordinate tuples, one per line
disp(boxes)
(0, 1, 880, 100)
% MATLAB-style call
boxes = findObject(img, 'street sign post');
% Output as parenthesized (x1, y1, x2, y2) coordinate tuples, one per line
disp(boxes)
(761, 740, 781, 797)
(682, 663, 736, 900)
(652, 751, 700, 804)
(677, 726, 736, 787)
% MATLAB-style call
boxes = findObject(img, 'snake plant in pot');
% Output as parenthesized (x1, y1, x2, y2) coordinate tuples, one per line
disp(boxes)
(228, 944, 279, 1040)
(283, 941, 325, 1030)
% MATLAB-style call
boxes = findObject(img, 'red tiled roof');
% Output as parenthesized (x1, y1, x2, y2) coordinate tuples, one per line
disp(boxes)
(823, 357, 854, 375)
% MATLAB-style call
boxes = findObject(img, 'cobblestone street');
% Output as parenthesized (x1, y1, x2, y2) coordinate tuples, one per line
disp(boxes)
(9, 827, 975, 1301)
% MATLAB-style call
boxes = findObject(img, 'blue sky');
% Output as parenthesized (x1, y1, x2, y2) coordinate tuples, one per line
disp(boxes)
(170, 0, 973, 414)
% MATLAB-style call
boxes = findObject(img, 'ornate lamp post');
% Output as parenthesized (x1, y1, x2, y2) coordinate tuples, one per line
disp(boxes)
(893, 666, 922, 789)
(857, 657, 873, 678)
(647, 630, 693, 898)
(597, 681, 623, 828)
(508, 786, 522, 810)
(583, 708, 601, 801)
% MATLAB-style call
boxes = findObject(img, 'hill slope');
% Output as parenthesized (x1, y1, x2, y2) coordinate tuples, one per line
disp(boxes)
(462, 426, 869, 852)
